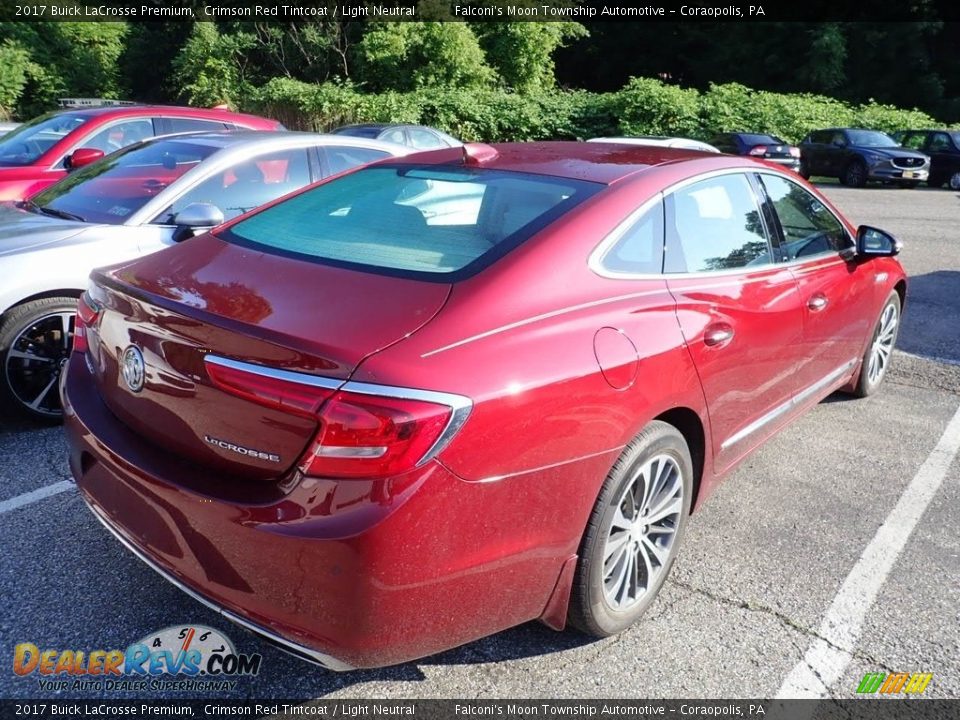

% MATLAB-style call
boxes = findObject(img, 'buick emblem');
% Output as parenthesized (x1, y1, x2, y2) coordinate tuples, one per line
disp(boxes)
(120, 345, 145, 393)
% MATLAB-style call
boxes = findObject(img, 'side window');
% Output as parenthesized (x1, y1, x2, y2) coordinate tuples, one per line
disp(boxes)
(664, 174, 771, 273)
(596, 201, 664, 275)
(810, 131, 830, 144)
(900, 132, 927, 151)
(78, 119, 154, 154)
(759, 174, 851, 260)
(929, 133, 951, 152)
(319, 146, 389, 177)
(381, 128, 407, 146)
(153, 148, 312, 225)
(407, 128, 446, 150)
(167, 118, 230, 134)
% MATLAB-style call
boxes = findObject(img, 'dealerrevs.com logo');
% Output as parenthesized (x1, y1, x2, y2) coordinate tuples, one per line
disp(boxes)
(13, 625, 262, 692)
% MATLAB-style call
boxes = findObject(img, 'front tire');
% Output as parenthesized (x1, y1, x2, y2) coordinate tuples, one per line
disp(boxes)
(850, 291, 901, 398)
(949, 172, 960, 191)
(0, 297, 78, 422)
(843, 160, 868, 188)
(568, 421, 692, 636)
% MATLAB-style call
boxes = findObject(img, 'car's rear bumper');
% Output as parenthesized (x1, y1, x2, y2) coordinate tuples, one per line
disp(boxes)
(62, 354, 582, 668)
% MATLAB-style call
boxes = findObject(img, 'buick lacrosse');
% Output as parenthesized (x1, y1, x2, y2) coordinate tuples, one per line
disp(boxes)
(63, 142, 905, 669)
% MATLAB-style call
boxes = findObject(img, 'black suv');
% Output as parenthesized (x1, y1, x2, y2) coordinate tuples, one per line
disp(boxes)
(895, 129, 960, 190)
(711, 132, 801, 172)
(799, 128, 930, 188)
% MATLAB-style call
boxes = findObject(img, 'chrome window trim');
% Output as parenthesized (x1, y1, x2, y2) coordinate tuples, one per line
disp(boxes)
(720, 359, 856, 451)
(753, 170, 855, 265)
(86, 502, 355, 671)
(203, 355, 472, 466)
(589, 166, 793, 281)
(587, 193, 663, 279)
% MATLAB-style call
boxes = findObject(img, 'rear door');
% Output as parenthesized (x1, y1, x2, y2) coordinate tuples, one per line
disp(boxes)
(664, 171, 807, 473)
(757, 172, 874, 392)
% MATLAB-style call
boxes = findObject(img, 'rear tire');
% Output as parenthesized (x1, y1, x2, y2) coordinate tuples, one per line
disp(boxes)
(0, 297, 77, 422)
(843, 160, 868, 188)
(568, 421, 692, 637)
(798, 161, 811, 180)
(850, 291, 901, 398)
(949, 172, 960, 191)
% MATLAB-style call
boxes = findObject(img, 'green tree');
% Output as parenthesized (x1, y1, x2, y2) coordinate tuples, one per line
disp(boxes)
(357, 22, 494, 92)
(474, 22, 588, 92)
(171, 21, 256, 107)
(0, 39, 31, 119)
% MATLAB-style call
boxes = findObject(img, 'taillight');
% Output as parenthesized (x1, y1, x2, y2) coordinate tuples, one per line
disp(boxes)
(300, 391, 454, 479)
(73, 293, 100, 354)
(205, 357, 335, 417)
(204, 356, 472, 479)
(789, 147, 801, 158)
(748, 145, 767, 156)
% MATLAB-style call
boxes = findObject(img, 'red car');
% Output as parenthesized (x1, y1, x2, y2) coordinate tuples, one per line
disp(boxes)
(0, 105, 282, 201)
(63, 142, 906, 670)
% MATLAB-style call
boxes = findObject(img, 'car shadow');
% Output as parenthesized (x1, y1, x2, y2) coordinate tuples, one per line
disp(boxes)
(897, 270, 960, 364)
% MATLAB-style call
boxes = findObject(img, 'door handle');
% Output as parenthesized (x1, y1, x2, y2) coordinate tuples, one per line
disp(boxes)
(703, 324, 734, 348)
(807, 294, 829, 312)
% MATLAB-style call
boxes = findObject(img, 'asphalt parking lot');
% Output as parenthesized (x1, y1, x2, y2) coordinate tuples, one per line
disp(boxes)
(2, 184, 958, 702)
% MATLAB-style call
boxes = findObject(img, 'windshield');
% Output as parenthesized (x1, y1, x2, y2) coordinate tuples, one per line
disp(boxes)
(224, 165, 600, 281)
(30, 139, 218, 225)
(846, 130, 899, 148)
(0, 112, 88, 166)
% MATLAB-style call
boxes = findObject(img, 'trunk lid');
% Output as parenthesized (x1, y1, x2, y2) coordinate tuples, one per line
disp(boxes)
(87, 233, 450, 480)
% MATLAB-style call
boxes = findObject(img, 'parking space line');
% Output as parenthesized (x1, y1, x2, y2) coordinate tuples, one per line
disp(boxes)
(0, 480, 75, 515)
(777, 403, 960, 698)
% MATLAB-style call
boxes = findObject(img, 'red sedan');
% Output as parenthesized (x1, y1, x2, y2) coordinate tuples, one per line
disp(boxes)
(63, 142, 906, 670)
(0, 105, 282, 201)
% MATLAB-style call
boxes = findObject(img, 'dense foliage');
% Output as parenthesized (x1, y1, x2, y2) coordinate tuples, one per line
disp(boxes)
(249, 76, 942, 143)
(0, 17, 954, 139)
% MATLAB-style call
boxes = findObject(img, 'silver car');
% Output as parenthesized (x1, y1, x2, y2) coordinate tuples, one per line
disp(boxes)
(0, 131, 412, 420)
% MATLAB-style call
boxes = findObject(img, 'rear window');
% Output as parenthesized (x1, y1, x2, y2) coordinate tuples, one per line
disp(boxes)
(737, 133, 785, 145)
(223, 165, 600, 280)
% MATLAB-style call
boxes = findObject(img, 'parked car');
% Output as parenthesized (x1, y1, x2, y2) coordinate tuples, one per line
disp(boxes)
(588, 136, 720, 153)
(0, 105, 283, 202)
(0, 131, 411, 420)
(64, 142, 905, 670)
(798, 128, 930, 188)
(894, 129, 960, 190)
(710, 132, 801, 171)
(331, 123, 461, 150)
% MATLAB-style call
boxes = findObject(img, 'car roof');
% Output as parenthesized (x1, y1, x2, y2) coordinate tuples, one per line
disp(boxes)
(137, 130, 413, 157)
(51, 104, 271, 124)
(399, 141, 737, 185)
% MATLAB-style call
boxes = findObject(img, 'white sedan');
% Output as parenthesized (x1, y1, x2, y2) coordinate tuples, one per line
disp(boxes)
(588, 136, 720, 153)
(0, 131, 411, 420)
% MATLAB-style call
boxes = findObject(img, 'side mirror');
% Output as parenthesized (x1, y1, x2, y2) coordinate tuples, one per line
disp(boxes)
(64, 147, 105, 171)
(856, 225, 902, 257)
(171, 203, 224, 241)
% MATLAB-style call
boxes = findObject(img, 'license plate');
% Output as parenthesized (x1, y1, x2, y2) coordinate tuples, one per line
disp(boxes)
(904, 171, 919, 178)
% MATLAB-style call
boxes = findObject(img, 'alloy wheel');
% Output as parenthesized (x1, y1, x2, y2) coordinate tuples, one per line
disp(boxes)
(950, 172, 960, 191)
(4, 311, 74, 417)
(867, 302, 898, 386)
(602, 454, 684, 610)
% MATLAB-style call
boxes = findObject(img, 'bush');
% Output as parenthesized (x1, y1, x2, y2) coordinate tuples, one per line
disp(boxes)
(244, 76, 946, 145)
